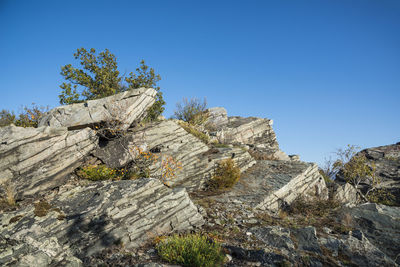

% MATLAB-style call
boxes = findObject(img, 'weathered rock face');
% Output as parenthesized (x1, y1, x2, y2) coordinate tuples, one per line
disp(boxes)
(213, 160, 328, 213)
(94, 120, 256, 191)
(0, 179, 204, 266)
(0, 125, 98, 199)
(205, 113, 289, 160)
(336, 143, 400, 205)
(38, 88, 157, 130)
(363, 143, 400, 204)
(347, 203, 400, 264)
(332, 182, 360, 205)
(205, 107, 228, 128)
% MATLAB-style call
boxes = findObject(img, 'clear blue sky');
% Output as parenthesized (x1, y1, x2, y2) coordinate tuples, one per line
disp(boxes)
(1, 0, 399, 166)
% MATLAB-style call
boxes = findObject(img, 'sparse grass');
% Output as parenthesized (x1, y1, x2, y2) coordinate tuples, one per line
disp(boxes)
(178, 121, 210, 144)
(155, 233, 225, 267)
(211, 142, 230, 149)
(208, 158, 241, 190)
(0, 181, 17, 211)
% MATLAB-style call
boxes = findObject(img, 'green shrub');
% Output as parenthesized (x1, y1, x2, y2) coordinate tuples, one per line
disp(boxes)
(367, 188, 396, 206)
(0, 104, 49, 128)
(209, 158, 241, 190)
(156, 234, 225, 267)
(59, 48, 165, 122)
(179, 121, 210, 144)
(174, 97, 208, 125)
(77, 165, 128, 181)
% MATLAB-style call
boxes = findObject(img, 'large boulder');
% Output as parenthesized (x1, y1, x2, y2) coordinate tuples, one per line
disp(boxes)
(38, 88, 157, 130)
(205, 107, 228, 128)
(0, 179, 204, 266)
(94, 120, 256, 191)
(0, 125, 98, 199)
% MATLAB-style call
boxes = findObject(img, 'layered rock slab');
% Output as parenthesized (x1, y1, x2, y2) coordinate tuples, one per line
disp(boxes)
(94, 120, 256, 191)
(38, 88, 157, 130)
(0, 179, 204, 266)
(212, 160, 328, 212)
(0, 125, 98, 198)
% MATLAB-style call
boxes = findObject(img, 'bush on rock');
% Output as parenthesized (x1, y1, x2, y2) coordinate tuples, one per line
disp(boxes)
(156, 233, 225, 267)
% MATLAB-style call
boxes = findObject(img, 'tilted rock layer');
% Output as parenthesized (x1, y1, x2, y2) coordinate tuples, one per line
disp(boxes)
(95, 120, 256, 191)
(0, 125, 98, 198)
(38, 88, 157, 130)
(0, 179, 204, 266)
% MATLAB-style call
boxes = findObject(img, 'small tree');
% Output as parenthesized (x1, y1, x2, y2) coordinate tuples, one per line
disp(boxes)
(324, 145, 379, 201)
(59, 49, 165, 122)
(59, 48, 122, 104)
(0, 104, 49, 128)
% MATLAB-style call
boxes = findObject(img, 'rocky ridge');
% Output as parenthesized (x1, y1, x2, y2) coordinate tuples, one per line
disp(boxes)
(0, 88, 399, 266)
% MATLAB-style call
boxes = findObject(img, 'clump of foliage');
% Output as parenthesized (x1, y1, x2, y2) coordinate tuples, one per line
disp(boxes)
(174, 97, 209, 125)
(209, 158, 241, 190)
(366, 188, 396, 206)
(178, 121, 210, 144)
(59, 48, 165, 121)
(322, 145, 384, 202)
(77, 165, 127, 181)
(0, 104, 49, 128)
(156, 233, 225, 267)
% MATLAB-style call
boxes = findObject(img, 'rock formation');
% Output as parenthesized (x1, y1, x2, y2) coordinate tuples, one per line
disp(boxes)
(38, 88, 157, 130)
(1, 90, 399, 266)
(0, 125, 97, 199)
(0, 179, 203, 266)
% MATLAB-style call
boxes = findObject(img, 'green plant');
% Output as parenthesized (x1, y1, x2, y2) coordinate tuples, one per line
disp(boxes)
(59, 49, 165, 121)
(0, 104, 49, 128)
(156, 233, 225, 267)
(77, 165, 126, 181)
(125, 60, 165, 122)
(324, 145, 379, 201)
(209, 158, 241, 190)
(367, 188, 396, 206)
(174, 97, 208, 125)
(178, 121, 210, 144)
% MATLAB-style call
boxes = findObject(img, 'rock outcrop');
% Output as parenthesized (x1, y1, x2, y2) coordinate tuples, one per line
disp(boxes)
(94, 120, 256, 191)
(336, 143, 400, 205)
(0, 179, 203, 266)
(0, 125, 98, 199)
(38, 88, 157, 130)
(212, 160, 328, 213)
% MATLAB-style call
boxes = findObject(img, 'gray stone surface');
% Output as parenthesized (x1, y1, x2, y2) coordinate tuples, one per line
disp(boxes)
(94, 120, 256, 191)
(38, 88, 156, 130)
(213, 160, 328, 212)
(205, 107, 228, 128)
(0, 125, 98, 199)
(0, 179, 204, 266)
(333, 182, 360, 205)
(347, 203, 400, 264)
